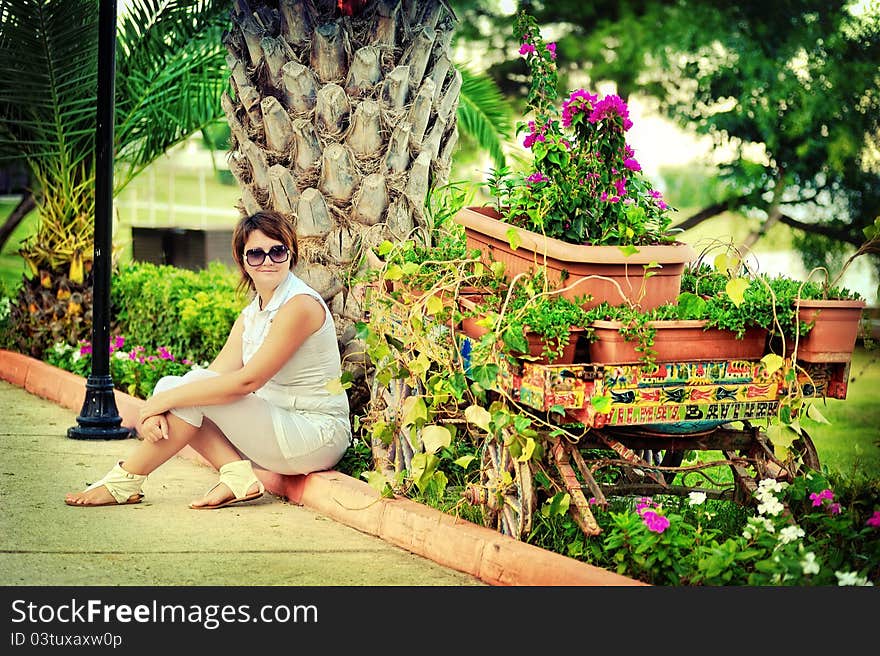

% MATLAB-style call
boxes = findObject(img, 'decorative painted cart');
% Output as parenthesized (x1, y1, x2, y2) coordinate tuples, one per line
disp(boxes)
(363, 281, 857, 542)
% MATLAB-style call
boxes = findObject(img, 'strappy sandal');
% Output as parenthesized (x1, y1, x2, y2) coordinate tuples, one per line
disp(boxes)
(191, 459, 265, 510)
(66, 461, 146, 507)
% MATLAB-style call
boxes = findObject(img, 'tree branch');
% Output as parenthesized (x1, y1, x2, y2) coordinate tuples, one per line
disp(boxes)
(778, 213, 864, 249)
(0, 192, 36, 254)
(671, 198, 746, 232)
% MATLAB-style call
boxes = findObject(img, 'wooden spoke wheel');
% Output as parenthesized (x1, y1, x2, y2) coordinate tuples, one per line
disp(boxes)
(477, 438, 537, 540)
(725, 423, 822, 504)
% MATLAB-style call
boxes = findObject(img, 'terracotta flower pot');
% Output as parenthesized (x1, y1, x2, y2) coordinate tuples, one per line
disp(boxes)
(454, 206, 697, 310)
(588, 319, 768, 365)
(457, 295, 585, 365)
(789, 299, 866, 363)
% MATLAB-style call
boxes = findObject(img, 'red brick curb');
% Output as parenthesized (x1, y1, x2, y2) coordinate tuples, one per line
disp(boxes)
(0, 349, 644, 586)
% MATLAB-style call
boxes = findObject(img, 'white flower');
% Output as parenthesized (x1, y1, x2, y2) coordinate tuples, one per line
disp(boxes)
(835, 571, 874, 586)
(72, 351, 82, 362)
(757, 497, 785, 516)
(742, 517, 775, 540)
(114, 350, 129, 360)
(801, 552, 820, 575)
(778, 525, 805, 545)
(757, 478, 788, 495)
(688, 491, 707, 506)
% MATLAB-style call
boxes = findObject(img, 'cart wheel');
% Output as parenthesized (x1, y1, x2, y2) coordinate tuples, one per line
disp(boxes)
(477, 437, 537, 540)
(726, 423, 822, 504)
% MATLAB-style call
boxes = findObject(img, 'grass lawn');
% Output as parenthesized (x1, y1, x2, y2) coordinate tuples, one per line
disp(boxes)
(807, 345, 880, 479)
(0, 198, 36, 293)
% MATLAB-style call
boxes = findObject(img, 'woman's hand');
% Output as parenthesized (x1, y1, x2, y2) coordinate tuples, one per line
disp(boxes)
(138, 414, 169, 443)
(139, 393, 170, 423)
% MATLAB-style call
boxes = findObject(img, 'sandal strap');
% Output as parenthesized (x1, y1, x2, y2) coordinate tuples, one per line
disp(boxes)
(216, 460, 264, 500)
(86, 461, 147, 504)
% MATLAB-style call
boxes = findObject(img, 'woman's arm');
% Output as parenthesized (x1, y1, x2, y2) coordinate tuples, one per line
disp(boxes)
(138, 294, 325, 421)
(207, 315, 245, 374)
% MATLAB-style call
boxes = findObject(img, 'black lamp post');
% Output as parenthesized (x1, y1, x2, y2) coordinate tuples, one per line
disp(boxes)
(68, 0, 131, 440)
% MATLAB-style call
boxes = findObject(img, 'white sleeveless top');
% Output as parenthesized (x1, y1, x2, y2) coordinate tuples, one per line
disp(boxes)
(240, 271, 350, 423)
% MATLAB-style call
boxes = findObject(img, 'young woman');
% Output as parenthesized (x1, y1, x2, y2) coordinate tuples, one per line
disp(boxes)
(65, 210, 352, 509)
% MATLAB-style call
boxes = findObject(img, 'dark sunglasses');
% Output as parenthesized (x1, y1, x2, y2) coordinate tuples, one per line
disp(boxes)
(244, 244, 290, 267)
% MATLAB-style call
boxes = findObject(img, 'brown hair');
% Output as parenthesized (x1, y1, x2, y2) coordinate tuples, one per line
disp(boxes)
(231, 210, 299, 295)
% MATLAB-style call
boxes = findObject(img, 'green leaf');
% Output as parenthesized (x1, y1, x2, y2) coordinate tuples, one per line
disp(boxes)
(361, 470, 391, 495)
(714, 253, 740, 275)
(454, 455, 476, 469)
(506, 227, 522, 250)
(618, 244, 639, 257)
(464, 405, 492, 432)
(676, 292, 707, 318)
(425, 294, 444, 315)
(761, 353, 786, 375)
(421, 425, 452, 454)
(518, 437, 537, 462)
(471, 364, 499, 389)
(725, 277, 750, 307)
(401, 395, 428, 427)
(384, 264, 404, 280)
(806, 403, 832, 425)
(548, 492, 571, 517)
(377, 240, 394, 257)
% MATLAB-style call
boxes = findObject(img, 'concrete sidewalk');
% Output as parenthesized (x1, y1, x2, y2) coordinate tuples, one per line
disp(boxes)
(0, 350, 642, 586)
(0, 379, 484, 586)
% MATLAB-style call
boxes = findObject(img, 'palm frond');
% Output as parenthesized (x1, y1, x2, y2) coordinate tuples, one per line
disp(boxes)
(455, 66, 514, 169)
(114, 0, 232, 188)
(0, 0, 99, 169)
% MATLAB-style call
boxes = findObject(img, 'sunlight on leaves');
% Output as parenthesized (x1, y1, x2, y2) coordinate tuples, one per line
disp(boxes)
(401, 395, 428, 427)
(421, 424, 452, 454)
(464, 404, 492, 432)
(761, 353, 786, 375)
(725, 277, 750, 307)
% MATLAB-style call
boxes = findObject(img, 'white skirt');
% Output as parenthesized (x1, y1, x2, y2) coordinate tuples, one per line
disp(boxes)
(152, 369, 351, 475)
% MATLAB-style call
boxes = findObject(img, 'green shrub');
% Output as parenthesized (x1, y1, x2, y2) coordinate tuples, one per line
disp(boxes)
(111, 261, 246, 364)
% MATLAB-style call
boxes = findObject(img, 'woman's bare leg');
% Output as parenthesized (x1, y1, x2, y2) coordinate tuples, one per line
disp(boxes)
(185, 418, 261, 507)
(65, 411, 251, 506)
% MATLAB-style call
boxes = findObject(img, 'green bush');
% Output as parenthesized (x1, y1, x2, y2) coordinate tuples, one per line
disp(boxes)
(111, 261, 246, 364)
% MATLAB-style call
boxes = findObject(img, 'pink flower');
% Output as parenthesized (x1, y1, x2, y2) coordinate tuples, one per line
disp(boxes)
(519, 43, 536, 56)
(624, 157, 641, 172)
(526, 172, 549, 185)
(829, 503, 842, 515)
(79, 342, 92, 356)
(157, 346, 175, 361)
(614, 178, 628, 196)
(561, 89, 598, 127)
(588, 94, 633, 130)
(546, 42, 557, 59)
(641, 510, 670, 534)
(866, 511, 880, 528)
(810, 488, 834, 507)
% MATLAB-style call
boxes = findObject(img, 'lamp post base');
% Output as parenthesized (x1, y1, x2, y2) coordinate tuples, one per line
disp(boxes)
(67, 374, 133, 440)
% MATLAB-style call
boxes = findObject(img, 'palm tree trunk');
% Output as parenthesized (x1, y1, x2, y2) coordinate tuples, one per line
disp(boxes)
(222, 0, 461, 392)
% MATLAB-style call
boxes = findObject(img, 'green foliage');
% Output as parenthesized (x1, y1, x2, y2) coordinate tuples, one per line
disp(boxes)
(456, 68, 514, 170)
(111, 261, 246, 365)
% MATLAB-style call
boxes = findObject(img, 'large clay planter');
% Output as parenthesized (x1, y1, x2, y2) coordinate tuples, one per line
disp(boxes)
(458, 295, 585, 365)
(588, 319, 768, 365)
(454, 206, 697, 310)
(790, 299, 866, 363)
